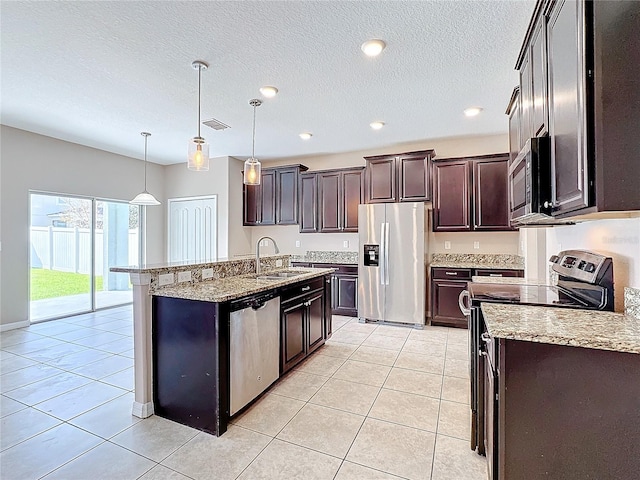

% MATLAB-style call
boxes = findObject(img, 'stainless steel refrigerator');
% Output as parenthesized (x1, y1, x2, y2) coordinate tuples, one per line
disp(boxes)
(358, 202, 426, 327)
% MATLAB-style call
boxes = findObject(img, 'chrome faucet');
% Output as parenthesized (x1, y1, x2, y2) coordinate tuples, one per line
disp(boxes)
(255, 236, 280, 274)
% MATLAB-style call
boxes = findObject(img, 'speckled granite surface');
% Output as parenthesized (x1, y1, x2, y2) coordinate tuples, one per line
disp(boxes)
(290, 251, 358, 265)
(481, 303, 640, 354)
(152, 267, 334, 303)
(430, 253, 524, 270)
(111, 255, 291, 293)
(625, 287, 640, 319)
(471, 276, 547, 285)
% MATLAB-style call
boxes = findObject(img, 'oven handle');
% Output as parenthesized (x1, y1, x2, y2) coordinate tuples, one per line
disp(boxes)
(458, 290, 471, 316)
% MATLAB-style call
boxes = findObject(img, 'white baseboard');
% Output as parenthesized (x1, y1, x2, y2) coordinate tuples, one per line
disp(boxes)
(0, 320, 30, 332)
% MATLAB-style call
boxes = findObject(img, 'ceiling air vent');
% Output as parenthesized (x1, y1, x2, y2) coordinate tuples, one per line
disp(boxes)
(202, 117, 230, 131)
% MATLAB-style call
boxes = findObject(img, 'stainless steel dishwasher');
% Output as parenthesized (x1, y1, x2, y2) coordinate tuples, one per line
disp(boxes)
(229, 291, 280, 416)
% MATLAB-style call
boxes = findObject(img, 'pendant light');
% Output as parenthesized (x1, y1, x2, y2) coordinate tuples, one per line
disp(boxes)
(188, 60, 210, 171)
(244, 99, 262, 185)
(130, 132, 160, 206)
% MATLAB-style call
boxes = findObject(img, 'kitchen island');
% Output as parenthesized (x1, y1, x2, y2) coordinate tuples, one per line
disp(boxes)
(479, 302, 640, 479)
(111, 256, 334, 436)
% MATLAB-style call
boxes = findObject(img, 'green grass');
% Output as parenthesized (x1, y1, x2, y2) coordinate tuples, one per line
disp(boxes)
(30, 269, 103, 301)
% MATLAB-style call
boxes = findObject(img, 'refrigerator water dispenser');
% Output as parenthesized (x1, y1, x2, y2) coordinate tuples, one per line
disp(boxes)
(363, 244, 379, 266)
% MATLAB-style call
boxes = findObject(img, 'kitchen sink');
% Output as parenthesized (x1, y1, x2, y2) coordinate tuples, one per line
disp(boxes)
(254, 270, 306, 281)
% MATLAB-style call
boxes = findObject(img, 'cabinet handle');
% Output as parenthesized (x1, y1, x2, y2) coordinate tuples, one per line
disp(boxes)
(301, 286, 311, 292)
(445, 272, 458, 276)
(489, 274, 503, 277)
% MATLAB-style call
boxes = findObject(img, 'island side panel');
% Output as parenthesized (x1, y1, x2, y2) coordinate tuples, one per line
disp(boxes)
(501, 339, 640, 479)
(152, 296, 223, 435)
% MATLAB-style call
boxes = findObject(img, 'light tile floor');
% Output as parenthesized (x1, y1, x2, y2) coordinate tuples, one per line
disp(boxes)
(0, 307, 487, 480)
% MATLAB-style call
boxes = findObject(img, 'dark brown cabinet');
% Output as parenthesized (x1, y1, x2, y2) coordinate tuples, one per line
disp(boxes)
(433, 154, 512, 232)
(318, 168, 363, 233)
(506, 87, 521, 165)
(431, 268, 523, 328)
(298, 173, 317, 233)
(511, 0, 640, 219)
(364, 150, 435, 204)
(280, 277, 327, 374)
(243, 164, 308, 226)
(293, 262, 358, 317)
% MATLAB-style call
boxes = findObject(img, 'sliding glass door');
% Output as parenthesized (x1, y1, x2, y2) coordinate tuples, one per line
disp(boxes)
(29, 192, 139, 322)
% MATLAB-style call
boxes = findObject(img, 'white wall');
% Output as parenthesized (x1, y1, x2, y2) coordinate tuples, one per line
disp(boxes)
(544, 217, 640, 312)
(251, 134, 521, 257)
(163, 156, 251, 259)
(0, 126, 165, 327)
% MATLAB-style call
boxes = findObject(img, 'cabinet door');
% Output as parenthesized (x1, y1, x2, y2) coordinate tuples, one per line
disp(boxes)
(318, 172, 341, 232)
(307, 293, 325, 355)
(276, 168, 299, 225)
(507, 89, 521, 165)
(399, 153, 432, 202)
(519, 51, 533, 142)
(281, 301, 306, 373)
(365, 157, 396, 203)
(332, 274, 357, 316)
(243, 183, 261, 226)
(531, 17, 548, 136)
(547, 0, 590, 215)
(484, 352, 496, 480)
(260, 170, 277, 225)
(342, 169, 363, 232)
(433, 161, 471, 231)
(473, 157, 511, 231)
(299, 173, 318, 233)
(431, 280, 468, 328)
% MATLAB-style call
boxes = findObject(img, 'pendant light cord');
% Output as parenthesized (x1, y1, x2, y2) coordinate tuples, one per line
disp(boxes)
(143, 134, 148, 192)
(251, 104, 257, 158)
(197, 66, 202, 138)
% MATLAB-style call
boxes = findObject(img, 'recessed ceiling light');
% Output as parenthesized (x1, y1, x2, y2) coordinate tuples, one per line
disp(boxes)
(259, 86, 279, 98)
(361, 39, 386, 57)
(370, 121, 385, 130)
(464, 107, 483, 117)
(299, 132, 313, 140)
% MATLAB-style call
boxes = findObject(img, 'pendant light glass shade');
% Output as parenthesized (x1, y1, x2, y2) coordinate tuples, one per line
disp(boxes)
(131, 132, 160, 206)
(188, 60, 210, 171)
(243, 99, 262, 185)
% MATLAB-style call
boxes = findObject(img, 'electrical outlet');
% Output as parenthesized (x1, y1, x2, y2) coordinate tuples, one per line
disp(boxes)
(260, 240, 267, 247)
(474, 241, 480, 249)
(275, 259, 283, 267)
(343, 240, 349, 248)
(202, 268, 214, 280)
(177, 271, 192, 283)
(158, 273, 174, 286)
(444, 241, 451, 250)
(295, 240, 300, 248)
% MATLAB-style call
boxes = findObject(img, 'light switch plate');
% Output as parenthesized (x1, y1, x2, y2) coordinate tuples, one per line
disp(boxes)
(158, 273, 174, 286)
(343, 240, 349, 248)
(474, 241, 480, 249)
(295, 240, 301, 248)
(202, 268, 214, 280)
(275, 259, 283, 267)
(177, 271, 192, 283)
(444, 241, 451, 250)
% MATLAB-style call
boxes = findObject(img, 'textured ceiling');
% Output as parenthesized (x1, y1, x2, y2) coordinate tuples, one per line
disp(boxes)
(1, 1, 535, 165)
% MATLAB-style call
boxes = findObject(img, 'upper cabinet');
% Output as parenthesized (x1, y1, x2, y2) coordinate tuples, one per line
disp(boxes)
(364, 150, 435, 203)
(433, 154, 512, 232)
(298, 167, 363, 233)
(243, 164, 308, 226)
(512, 0, 640, 218)
(505, 87, 522, 165)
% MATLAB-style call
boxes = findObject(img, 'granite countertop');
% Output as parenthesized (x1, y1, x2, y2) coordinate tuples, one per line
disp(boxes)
(290, 251, 358, 265)
(430, 253, 524, 270)
(111, 254, 288, 274)
(152, 267, 335, 303)
(481, 303, 640, 354)
(471, 276, 548, 285)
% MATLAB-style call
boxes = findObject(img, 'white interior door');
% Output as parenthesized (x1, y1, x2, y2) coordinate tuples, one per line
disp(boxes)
(168, 196, 217, 262)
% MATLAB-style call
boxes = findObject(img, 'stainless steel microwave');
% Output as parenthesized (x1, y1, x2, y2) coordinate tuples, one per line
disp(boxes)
(509, 137, 553, 226)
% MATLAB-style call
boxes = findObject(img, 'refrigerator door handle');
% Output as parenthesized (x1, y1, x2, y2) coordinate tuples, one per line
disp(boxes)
(384, 222, 390, 285)
(380, 222, 386, 285)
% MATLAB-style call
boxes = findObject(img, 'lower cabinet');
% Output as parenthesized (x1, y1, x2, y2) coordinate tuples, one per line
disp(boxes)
(293, 262, 358, 317)
(280, 277, 327, 374)
(431, 267, 524, 328)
